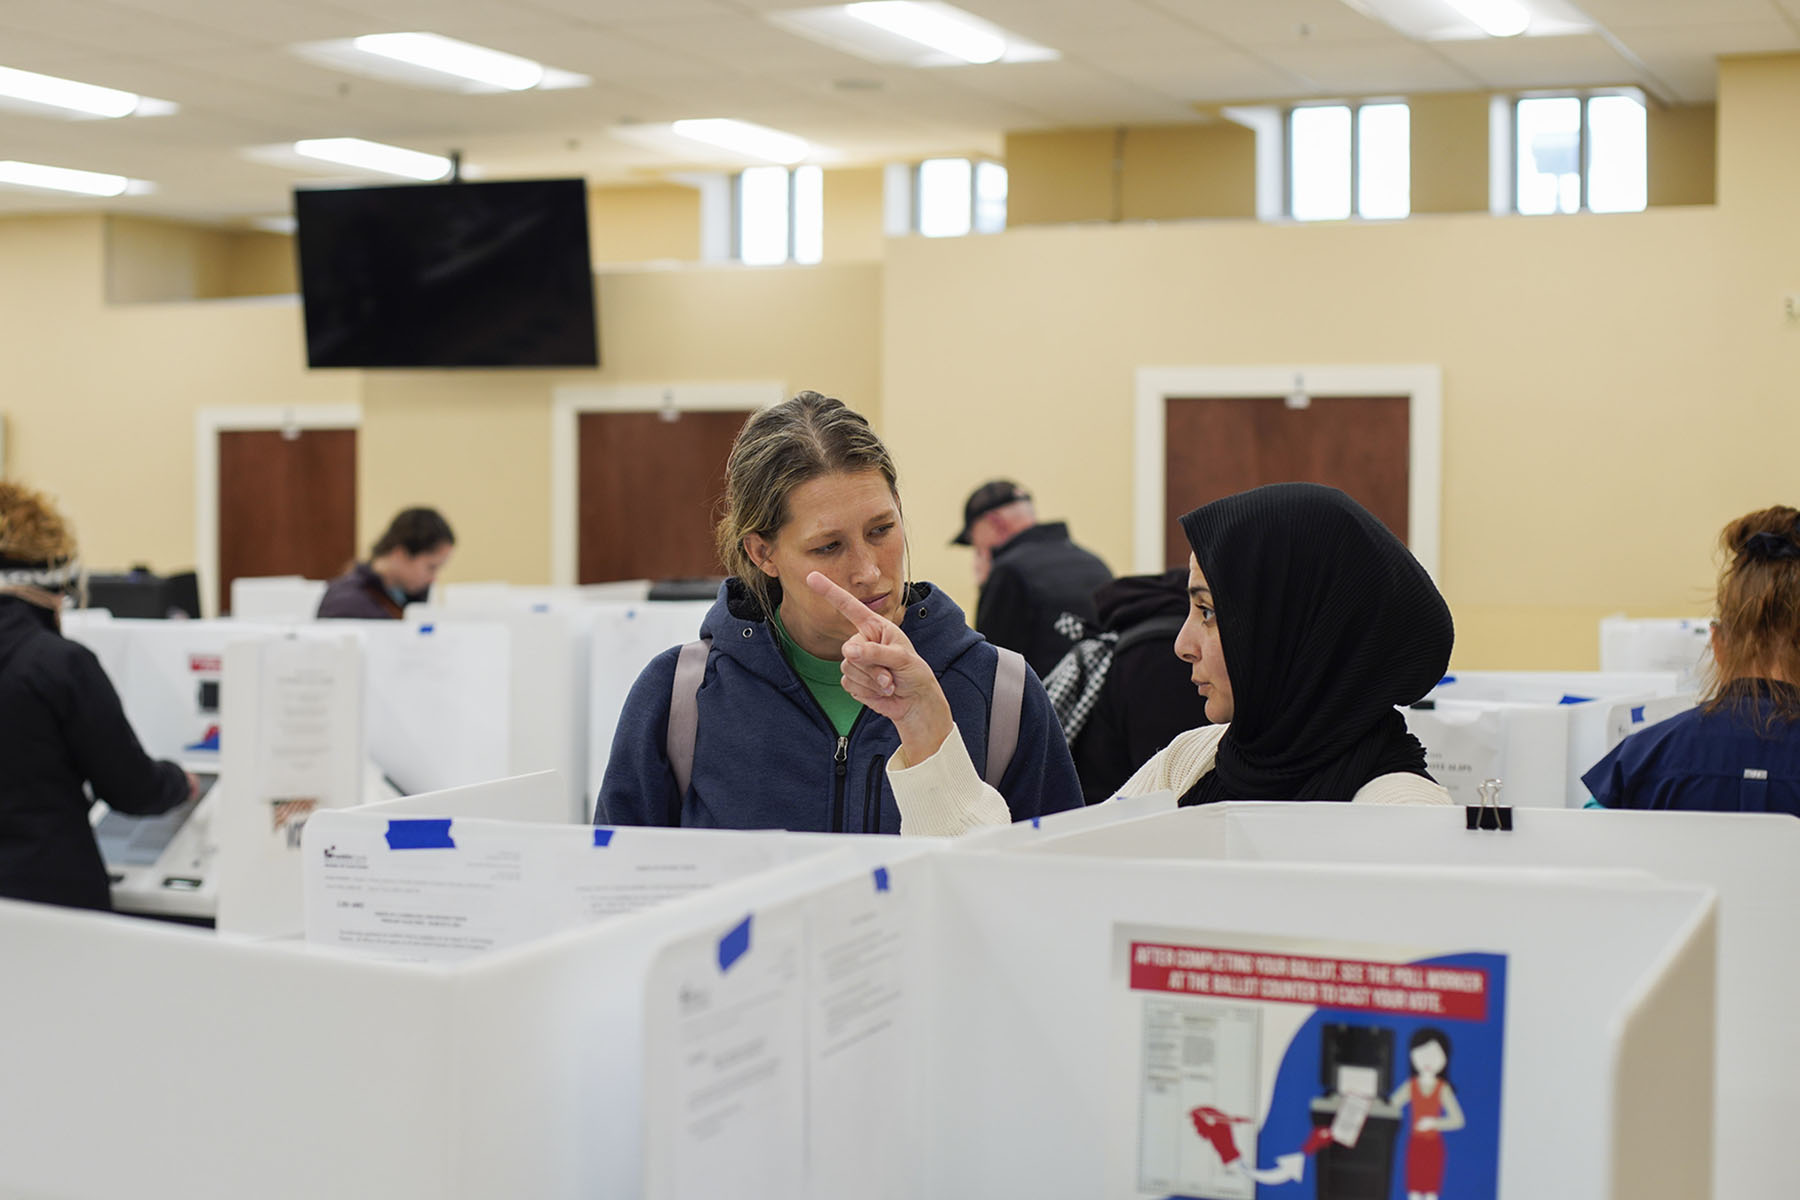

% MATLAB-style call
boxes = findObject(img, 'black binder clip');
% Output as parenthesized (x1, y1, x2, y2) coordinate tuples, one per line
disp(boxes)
(1465, 778, 1513, 831)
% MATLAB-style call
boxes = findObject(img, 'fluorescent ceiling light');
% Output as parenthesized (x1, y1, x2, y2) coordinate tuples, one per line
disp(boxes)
(0, 160, 130, 196)
(250, 215, 297, 235)
(844, 2, 1004, 64)
(767, 4, 1056, 67)
(1443, 0, 1530, 37)
(293, 138, 451, 180)
(0, 65, 140, 118)
(350, 32, 545, 91)
(670, 119, 809, 164)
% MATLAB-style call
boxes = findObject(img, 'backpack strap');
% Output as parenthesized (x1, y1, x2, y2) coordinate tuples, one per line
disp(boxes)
(986, 646, 1027, 786)
(1111, 614, 1189, 658)
(665, 638, 711, 824)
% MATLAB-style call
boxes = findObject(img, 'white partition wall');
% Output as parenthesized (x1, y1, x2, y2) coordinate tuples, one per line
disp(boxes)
(1599, 616, 1713, 688)
(1028, 802, 1781, 1199)
(358, 621, 512, 795)
(0, 836, 1713, 1200)
(587, 599, 713, 810)
(229, 576, 326, 622)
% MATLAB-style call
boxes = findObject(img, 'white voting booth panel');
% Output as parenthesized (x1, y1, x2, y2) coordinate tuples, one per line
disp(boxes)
(0, 841, 914, 1200)
(229, 575, 327, 622)
(1599, 615, 1713, 689)
(355, 620, 512, 796)
(587, 599, 714, 811)
(1408, 670, 1691, 808)
(407, 604, 592, 823)
(1024, 802, 1783, 1200)
(915, 852, 1712, 1200)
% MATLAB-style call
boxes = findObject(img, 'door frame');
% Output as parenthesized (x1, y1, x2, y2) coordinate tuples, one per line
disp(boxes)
(1133, 364, 1443, 579)
(194, 404, 363, 618)
(549, 382, 785, 586)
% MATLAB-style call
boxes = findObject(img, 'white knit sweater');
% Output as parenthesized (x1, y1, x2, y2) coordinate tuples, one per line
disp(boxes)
(890, 723, 1451, 837)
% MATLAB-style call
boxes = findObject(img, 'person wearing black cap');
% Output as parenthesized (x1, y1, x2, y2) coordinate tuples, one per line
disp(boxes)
(0, 481, 196, 911)
(883, 483, 1455, 830)
(954, 479, 1112, 677)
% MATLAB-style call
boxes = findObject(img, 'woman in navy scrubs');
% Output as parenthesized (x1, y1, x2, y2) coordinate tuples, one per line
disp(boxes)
(1585, 505, 1800, 814)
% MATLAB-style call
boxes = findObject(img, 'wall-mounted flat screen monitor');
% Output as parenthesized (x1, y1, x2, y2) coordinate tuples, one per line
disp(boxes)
(295, 178, 599, 369)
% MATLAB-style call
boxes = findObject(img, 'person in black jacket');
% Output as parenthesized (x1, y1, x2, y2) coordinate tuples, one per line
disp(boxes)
(317, 507, 455, 619)
(1045, 569, 1212, 802)
(954, 479, 1112, 677)
(0, 482, 194, 911)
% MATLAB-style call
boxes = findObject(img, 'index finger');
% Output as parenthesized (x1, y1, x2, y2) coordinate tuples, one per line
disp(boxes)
(804, 571, 894, 640)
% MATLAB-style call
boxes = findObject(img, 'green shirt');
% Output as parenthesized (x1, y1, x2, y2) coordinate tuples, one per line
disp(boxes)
(772, 610, 864, 737)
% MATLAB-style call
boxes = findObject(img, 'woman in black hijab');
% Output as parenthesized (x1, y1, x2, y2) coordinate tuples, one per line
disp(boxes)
(1169, 482, 1454, 806)
(878, 482, 1455, 831)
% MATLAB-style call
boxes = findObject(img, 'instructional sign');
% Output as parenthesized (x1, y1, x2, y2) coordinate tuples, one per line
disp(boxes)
(1115, 927, 1507, 1200)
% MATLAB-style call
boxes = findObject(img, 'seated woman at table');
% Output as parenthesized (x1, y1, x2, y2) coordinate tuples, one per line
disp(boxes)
(1585, 505, 1800, 815)
(822, 482, 1456, 834)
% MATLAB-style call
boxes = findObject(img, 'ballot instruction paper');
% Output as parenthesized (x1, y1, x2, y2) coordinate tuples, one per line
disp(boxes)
(643, 861, 917, 1200)
(303, 813, 791, 962)
(1112, 926, 1507, 1200)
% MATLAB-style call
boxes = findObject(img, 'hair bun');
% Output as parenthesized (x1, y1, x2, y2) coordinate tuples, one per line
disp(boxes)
(1739, 530, 1800, 562)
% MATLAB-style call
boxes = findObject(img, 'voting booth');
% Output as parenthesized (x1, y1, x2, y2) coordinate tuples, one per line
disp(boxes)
(1404, 670, 1692, 807)
(0, 794, 1715, 1200)
(1022, 801, 1786, 1200)
(587, 598, 715, 810)
(228, 575, 327, 622)
(1599, 615, 1713, 689)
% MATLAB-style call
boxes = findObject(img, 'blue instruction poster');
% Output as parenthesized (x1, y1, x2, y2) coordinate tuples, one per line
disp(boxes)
(1113, 926, 1507, 1200)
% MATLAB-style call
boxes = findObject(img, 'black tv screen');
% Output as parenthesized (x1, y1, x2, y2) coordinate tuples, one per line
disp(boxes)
(294, 178, 599, 368)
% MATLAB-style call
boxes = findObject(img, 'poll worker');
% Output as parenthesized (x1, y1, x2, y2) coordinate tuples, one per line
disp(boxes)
(597, 391, 1082, 833)
(0, 481, 196, 911)
(317, 506, 455, 619)
(1584, 504, 1800, 814)
(852, 483, 1455, 833)
(955, 479, 1112, 677)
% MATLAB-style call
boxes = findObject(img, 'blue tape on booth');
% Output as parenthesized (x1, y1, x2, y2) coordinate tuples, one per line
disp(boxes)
(1031, 817, 1041, 829)
(1559, 694, 1594, 705)
(873, 867, 889, 892)
(594, 828, 614, 847)
(386, 819, 454, 850)
(1631, 705, 1646, 722)
(1438, 674, 1456, 686)
(419, 624, 434, 634)
(718, 916, 752, 972)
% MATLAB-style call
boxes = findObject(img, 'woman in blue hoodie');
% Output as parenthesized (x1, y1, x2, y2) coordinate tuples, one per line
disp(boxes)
(596, 391, 1082, 833)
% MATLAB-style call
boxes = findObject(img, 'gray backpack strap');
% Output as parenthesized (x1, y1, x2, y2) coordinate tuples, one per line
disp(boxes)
(666, 638, 711, 821)
(985, 646, 1028, 786)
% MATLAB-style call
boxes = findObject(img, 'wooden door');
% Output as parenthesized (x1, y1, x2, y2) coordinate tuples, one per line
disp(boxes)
(1163, 396, 1409, 569)
(578, 411, 747, 582)
(217, 429, 357, 614)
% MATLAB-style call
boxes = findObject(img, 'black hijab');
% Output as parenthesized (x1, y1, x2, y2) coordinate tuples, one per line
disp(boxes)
(1176, 483, 1453, 805)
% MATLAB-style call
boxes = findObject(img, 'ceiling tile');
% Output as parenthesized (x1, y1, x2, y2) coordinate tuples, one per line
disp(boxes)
(0, 0, 248, 56)
(1253, 42, 1481, 93)
(1575, 0, 1782, 27)
(1149, 0, 1404, 46)
(1609, 20, 1800, 58)
(1431, 33, 1647, 89)
(1115, 50, 1320, 103)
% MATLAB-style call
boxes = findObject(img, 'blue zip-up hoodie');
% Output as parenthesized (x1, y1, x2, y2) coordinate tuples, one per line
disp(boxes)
(596, 579, 1083, 832)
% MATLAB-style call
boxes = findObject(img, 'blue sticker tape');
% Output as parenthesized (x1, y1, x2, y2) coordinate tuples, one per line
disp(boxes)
(1631, 705, 1646, 723)
(1031, 817, 1041, 829)
(717, 916, 752, 973)
(1559, 694, 1594, 705)
(386, 819, 454, 850)
(531, 603, 549, 613)
(873, 866, 890, 892)
(594, 828, 615, 847)
(1438, 674, 1456, 686)
(419, 623, 435, 635)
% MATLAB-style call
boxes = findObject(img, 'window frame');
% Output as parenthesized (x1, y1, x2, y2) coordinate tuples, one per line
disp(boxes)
(730, 164, 823, 265)
(911, 156, 1007, 237)
(1509, 88, 1647, 216)
(1284, 98, 1410, 222)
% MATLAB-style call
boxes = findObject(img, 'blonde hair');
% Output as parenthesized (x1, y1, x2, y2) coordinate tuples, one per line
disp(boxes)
(715, 392, 900, 619)
(1703, 504, 1800, 724)
(0, 481, 77, 566)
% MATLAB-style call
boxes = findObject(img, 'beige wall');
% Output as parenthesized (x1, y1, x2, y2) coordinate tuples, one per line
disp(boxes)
(823, 167, 887, 262)
(1004, 128, 1121, 224)
(587, 183, 701, 264)
(223, 230, 298, 296)
(104, 217, 297, 302)
(880, 54, 1800, 669)
(1119, 123, 1256, 221)
(1649, 104, 1718, 207)
(1410, 92, 1491, 214)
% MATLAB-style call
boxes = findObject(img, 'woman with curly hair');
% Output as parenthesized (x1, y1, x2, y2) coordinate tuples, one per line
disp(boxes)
(1585, 505, 1800, 813)
(0, 482, 194, 910)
